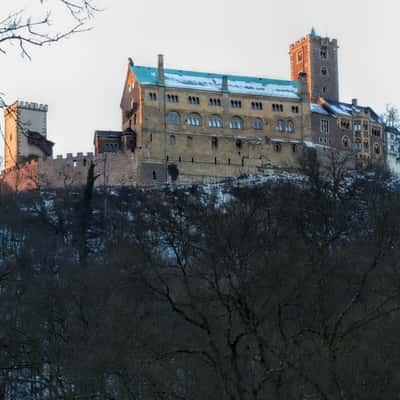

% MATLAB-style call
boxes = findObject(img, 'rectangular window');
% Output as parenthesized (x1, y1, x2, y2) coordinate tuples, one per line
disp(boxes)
(230, 99, 242, 108)
(167, 94, 179, 103)
(321, 45, 328, 59)
(149, 92, 157, 101)
(363, 121, 369, 131)
(188, 96, 200, 105)
(354, 120, 362, 131)
(320, 119, 329, 133)
(340, 119, 351, 130)
(291, 105, 299, 114)
(272, 103, 284, 112)
(211, 137, 218, 148)
(251, 101, 263, 110)
(209, 98, 221, 106)
(372, 126, 381, 137)
(297, 51, 303, 63)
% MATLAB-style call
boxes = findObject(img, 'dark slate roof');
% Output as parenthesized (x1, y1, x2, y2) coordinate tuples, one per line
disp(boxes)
(321, 99, 381, 123)
(94, 130, 124, 138)
(131, 65, 300, 99)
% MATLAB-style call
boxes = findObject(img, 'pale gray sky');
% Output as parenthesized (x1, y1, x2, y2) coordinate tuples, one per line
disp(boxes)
(0, 0, 399, 158)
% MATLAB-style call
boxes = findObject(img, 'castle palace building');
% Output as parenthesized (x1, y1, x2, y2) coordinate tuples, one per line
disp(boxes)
(0, 30, 389, 191)
(106, 55, 312, 184)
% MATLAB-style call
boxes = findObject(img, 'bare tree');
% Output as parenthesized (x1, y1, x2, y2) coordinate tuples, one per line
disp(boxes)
(381, 103, 400, 128)
(0, 0, 100, 59)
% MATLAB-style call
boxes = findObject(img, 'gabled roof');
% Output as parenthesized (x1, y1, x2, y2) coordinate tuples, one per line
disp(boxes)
(321, 99, 381, 123)
(131, 65, 299, 99)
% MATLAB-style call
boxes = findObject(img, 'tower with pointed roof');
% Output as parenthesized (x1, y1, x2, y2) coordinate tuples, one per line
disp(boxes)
(289, 29, 339, 103)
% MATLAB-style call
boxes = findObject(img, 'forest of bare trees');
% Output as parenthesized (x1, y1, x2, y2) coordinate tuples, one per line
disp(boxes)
(1, 155, 400, 400)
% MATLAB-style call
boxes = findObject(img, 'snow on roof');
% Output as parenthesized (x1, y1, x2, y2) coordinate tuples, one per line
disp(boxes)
(310, 103, 331, 116)
(132, 65, 299, 100)
(322, 99, 381, 123)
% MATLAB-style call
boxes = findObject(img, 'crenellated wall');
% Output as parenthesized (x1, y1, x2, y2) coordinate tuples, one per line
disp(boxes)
(0, 152, 138, 192)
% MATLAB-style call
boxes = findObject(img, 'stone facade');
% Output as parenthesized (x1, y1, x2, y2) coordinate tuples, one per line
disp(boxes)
(4, 101, 53, 170)
(290, 30, 339, 103)
(119, 57, 312, 185)
(311, 99, 385, 168)
(385, 126, 400, 175)
(0, 153, 137, 192)
(1, 30, 393, 191)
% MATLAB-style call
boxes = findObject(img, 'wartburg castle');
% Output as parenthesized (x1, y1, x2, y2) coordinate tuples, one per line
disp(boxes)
(1, 29, 399, 191)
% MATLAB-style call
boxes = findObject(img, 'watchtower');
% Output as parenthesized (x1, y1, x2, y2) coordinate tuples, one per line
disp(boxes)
(4, 101, 52, 170)
(289, 28, 339, 102)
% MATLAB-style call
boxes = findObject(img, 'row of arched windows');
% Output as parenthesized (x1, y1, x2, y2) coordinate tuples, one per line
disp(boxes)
(166, 112, 295, 133)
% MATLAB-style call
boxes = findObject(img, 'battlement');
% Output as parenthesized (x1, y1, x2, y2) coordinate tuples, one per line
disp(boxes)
(13, 101, 48, 112)
(53, 152, 95, 160)
(290, 34, 338, 49)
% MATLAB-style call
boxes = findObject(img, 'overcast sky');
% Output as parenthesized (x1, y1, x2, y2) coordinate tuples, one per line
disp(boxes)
(0, 0, 399, 158)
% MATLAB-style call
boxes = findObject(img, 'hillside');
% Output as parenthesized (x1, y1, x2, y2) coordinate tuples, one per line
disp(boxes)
(1, 163, 400, 400)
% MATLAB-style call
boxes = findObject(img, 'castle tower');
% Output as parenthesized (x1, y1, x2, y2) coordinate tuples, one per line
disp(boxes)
(289, 29, 339, 103)
(4, 101, 53, 170)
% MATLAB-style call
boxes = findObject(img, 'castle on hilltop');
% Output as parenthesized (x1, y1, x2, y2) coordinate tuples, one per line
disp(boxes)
(1, 29, 397, 191)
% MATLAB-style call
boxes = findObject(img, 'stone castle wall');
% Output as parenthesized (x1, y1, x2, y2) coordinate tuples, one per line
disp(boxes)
(0, 152, 138, 192)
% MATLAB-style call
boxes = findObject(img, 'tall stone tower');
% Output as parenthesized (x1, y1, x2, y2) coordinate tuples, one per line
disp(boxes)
(4, 101, 53, 170)
(289, 29, 339, 103)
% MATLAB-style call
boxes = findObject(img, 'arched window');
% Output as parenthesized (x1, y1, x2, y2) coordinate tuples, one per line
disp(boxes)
(253, 118, 263, 130)
(342, 136, 350, 148)
(275, 120, 285, 132)
(286, 121, 295, 133)
(169, 135, 176, 145)
(208, 115, 223, 128)
(186, 113, 202, 126)
(374, 143, 381, 155)
(229, 117, 244, 130)
(166, 111, 181, 124)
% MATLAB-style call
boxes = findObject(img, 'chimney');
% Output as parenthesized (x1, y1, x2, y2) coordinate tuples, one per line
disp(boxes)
(298, 72, 309, 101)
(222, 75, 228, 92)
(157, 54, 165, 85)
(128, 57, 134, 67)
(352, 98, 358, 106)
